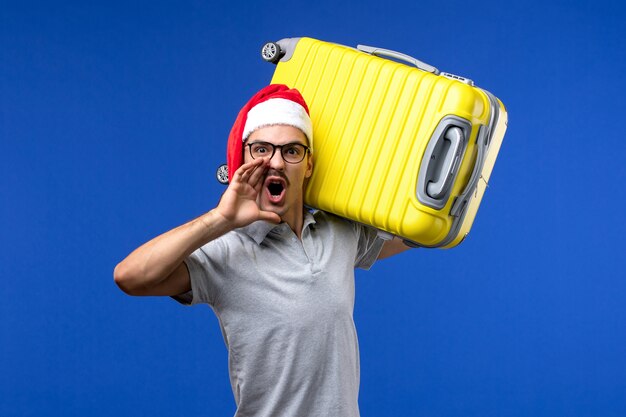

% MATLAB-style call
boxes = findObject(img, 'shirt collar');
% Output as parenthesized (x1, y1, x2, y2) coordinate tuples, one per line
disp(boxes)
(241, 210, 318, 245)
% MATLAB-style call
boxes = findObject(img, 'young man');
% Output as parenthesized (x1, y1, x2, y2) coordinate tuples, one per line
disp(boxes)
(114, 84, 409, 416)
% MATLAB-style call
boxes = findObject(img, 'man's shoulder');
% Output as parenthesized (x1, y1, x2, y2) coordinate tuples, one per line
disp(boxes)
(312, 210, 374, 232)
(309, 210, 369, 241)
(310, 210, 351, 229)
(195, 224, 261, 254)
(311, 209, 348, 224)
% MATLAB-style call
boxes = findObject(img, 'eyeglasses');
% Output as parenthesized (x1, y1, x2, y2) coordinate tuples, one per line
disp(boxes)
(246, 141, 310, 164)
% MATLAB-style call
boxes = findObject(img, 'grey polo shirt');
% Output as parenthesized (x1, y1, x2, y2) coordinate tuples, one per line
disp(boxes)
(175, 210, 384, 417)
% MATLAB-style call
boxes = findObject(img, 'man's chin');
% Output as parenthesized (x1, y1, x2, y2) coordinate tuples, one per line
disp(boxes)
(258, 200, 285, 220)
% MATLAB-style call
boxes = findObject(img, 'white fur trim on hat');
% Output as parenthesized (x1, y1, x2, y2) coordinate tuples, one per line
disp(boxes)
(243, 98, 313, 144)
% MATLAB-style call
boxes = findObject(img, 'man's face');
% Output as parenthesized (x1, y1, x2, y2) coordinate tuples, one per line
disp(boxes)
(244, 124, 313, 222)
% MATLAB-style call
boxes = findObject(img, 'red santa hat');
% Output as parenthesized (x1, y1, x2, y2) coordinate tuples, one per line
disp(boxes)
(226, 84, 312, 182)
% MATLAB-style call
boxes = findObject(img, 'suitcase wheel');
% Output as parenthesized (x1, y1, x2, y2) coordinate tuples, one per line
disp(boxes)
(216, 164, 229, 184)
(261, 42, 284, 63)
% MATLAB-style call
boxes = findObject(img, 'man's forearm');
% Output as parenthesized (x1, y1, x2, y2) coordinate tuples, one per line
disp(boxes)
(113, 209, 233, 295)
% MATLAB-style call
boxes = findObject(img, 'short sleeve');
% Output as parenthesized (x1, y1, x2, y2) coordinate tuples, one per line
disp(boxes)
(351, 222, 385, 270)
(170, 241, 225, 306)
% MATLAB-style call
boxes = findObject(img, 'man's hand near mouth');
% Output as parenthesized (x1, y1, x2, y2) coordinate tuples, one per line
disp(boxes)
(214, 158, 282, 229)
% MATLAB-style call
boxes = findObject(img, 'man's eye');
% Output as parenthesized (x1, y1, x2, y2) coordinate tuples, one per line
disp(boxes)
(254, 146, 268, 154)
(284, 146, 300, 155)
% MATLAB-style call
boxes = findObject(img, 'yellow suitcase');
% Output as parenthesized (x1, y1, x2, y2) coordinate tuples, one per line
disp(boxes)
(261, 37, 508, 248)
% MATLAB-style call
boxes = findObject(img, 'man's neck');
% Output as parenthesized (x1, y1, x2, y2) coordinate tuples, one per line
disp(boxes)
(282, 208, 306, 240)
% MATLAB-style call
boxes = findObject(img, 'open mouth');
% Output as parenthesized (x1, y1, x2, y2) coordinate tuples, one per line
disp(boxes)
(264, 177, 286, 203)
(268, 182, 284, 196)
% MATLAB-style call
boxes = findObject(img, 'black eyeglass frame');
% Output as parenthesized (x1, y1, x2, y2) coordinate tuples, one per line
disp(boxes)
(246, 141, 311, 164)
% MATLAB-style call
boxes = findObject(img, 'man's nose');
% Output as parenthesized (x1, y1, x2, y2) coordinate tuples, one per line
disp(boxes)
(268, 149, 285, 169)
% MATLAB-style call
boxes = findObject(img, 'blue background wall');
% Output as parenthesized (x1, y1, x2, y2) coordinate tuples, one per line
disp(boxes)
(2, 0, 625, 416)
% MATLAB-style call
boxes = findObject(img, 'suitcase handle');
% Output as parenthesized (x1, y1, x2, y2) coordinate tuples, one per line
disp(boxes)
(417, 116, 471, 210)
(426, 127, 463, 199)
(356, 44, 440, 75)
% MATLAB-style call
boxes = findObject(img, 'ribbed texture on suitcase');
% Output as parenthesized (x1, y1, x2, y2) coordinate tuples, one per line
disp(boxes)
(271, 38, 504, 247)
